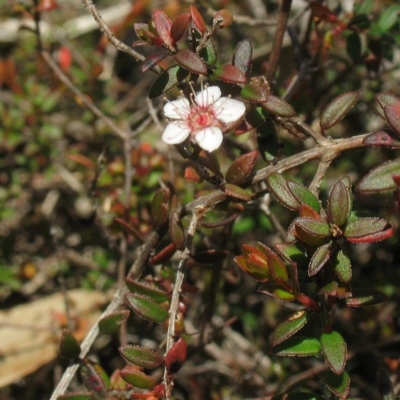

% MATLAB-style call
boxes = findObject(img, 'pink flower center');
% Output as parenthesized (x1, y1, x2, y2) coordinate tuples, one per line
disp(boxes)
(188, 105, 216, 131)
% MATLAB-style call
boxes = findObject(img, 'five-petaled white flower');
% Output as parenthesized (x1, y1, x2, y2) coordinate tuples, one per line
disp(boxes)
(162, 86, 246, 152)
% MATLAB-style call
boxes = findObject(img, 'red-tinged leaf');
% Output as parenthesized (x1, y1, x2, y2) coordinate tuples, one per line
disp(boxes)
(256, 242, 289, 283)
(165, 337, 187, 374)
(363, 130, 400, 148)
(125, 293, 168, 323)
(119, 345, 164, 369)
(356, 158, 400, 194)
(149, 64, 189, 99)
(125, 278, 169, 303)
(134, 23, 152, 40)
(233, 39, 253, 75)
(80, 360, 109, 396)
(213, 64, 247, 84)
(299, 203, 322, 219)
(109, 369, 129, 391)
(336, 281, 352, 299)
(224, 183, 251, 201)
(266, 173, 299, 211)
(270, 310, 311, 346)
(346, 227, 394, 243)
(190, 5, 207, 34)
(142, 53, 168, 72)
(258, 283, 295, 301)
(57, 393, 93, 400)
(152, 10, 173, 48)
(375, 92, 400, 120)
(334, 250, 352, 283)
(287, 181, 321, 212)
(325, 369, 351, 398)
(241, 82, 269, 103)
(320, 91, 359, 131)
(296, 292, 320, 312)
(99, 310, 130, 335)
(151, 187, 170, 226)
(213, 9, 233, 28)
(308, 241, 334, 276)
(377, 367, 395, 400)
(120, 365, 156, 390)
(226, 151, 258, 185)
(320, 331, 347, 374)
(275, 243, 308, 268)
(319, 281, 338, 296)
(327, 176, 352, 227)
(59, 329, 80, 360)
(294, 218, 331, 247)
(37, 0, 58, 12)
(149, 242, 177, 265)
(261, 96, 296, 118)
(191, 250, 228, 264)
(271, 336, 321, 357)
(185, 166, 203, 182)
(58, 46, 72, 71)
(285, 219, 297, 243)
(234, 255, 270, 282)
(344, 217, 392, 241)
(175, 49, 208, 75)
(384, 104, 400, 136)
(169, 212, 185, 250)
(170, 12, 191, 43)
(241, 243, 266, 260)
(344, 288, 388, 307)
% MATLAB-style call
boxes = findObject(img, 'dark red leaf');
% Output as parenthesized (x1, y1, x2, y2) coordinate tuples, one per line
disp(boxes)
(190, 5, 207, 34)
(363, 130, 400, 148)
(152, 10, 174, 48)
(213, 64, 247, 84)
(170, 13, 191, 43)
(213, 9, 233, 28)
(141, 53, 168, 72)
(175, 49, 208, 75)
(165, 337, 187, 374)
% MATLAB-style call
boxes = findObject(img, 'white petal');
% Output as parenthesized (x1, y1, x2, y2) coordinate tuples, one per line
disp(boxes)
(164, 98, 190, 120)
(194, 127, 223, 152)
(195, 86, 221, 107)
(212, 97, 246, 123)
(162, 122, 191, 144)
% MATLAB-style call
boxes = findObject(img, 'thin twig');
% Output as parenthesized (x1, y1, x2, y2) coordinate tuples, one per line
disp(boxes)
(266, 0, 293, 82)
(309, 158, 332, 197)
(163, 208, 205, 399)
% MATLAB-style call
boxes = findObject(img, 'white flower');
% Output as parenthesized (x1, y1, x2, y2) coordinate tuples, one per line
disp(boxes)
(162, 86, 246, 152)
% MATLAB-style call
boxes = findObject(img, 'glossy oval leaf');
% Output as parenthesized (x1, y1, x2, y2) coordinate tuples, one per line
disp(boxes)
(266, 173, 299, 211)
(270, 310, 311, 346)
(233, 39, 253, 75)
(287, 181, 321, 212)
(213, 64, 247, 84)
(152, 10, 173, 48)
(327, 177, 352, 226)
(213, 9, 233, 29)
(170, 12, 191, 43)
(261, 96, 296, 118)
(120, 365, 156, 390)
(99, 310, 130, 335)
(190, 5, 206, 34)
(226, 151, 258, 185)
(125, 293, 168, 323)
(308, 241, 334, 276)
(320, 330, 347, 374)
(175, 49, 208, 75)
(241, 82, 268, 103)
(320, 91, 359, 131)
(165, 337, 187, 374)
(295, 218, 331, 247)
(356, 158, 400, 194)
(258, 283, 295, 301)
(256, 242, 289, 283)
(119, 345, 164, 369)
(271, 336, 321, 357)
(324, 369, 350, 398)
(375, 92, 400, 120)
(125, 278, 169, 303)
(363, 130, 400, 149)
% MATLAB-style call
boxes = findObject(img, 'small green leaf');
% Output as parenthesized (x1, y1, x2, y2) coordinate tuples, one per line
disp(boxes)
(287, 181, 321, 212)
(149, 65, 189, 99)
(200, 38, 217, 65)
(275, 242, 308, 269)
(257, 119, 279, 162)
(226, 151, 258, 186)
(151, 187, 170, 226)
(343, 288, 388, 307)
(320, 331, 347, 374)
(175, 49, 208, 75)
(319, 281, 338, 296)
(266, 173, 299, 211)
(324, 369, 350, 398)
(119, 345, 164, 369)
(328, 176, 352, 227)
(308, 242, 334, 276)
(120, 365, 156, 390)
(258, 283, 295, 301)
(59, 329, 81, 360)
(320, 91, 359, 131)
(334, 250, 352, 283)
(80, 360, 109, 397)
(125, 293, 168, 323)
(125, 278, 170, 303)
(294, 218, 331, 247)
(169, 212, 185, 250)
(377, 5, 400, 32)
(232, 39, 253, 75)
(224, 183, 251, 201)
(356, 158, 400, 194)
(271, 336, 321, 357)
(261, 96, 296, 118)
(344, 217, 391, 240)
(241, 82, 268, 103)
(256, 242, 289, 283)
(99, 310, 130, 335)
(270, 310, 311, 346)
